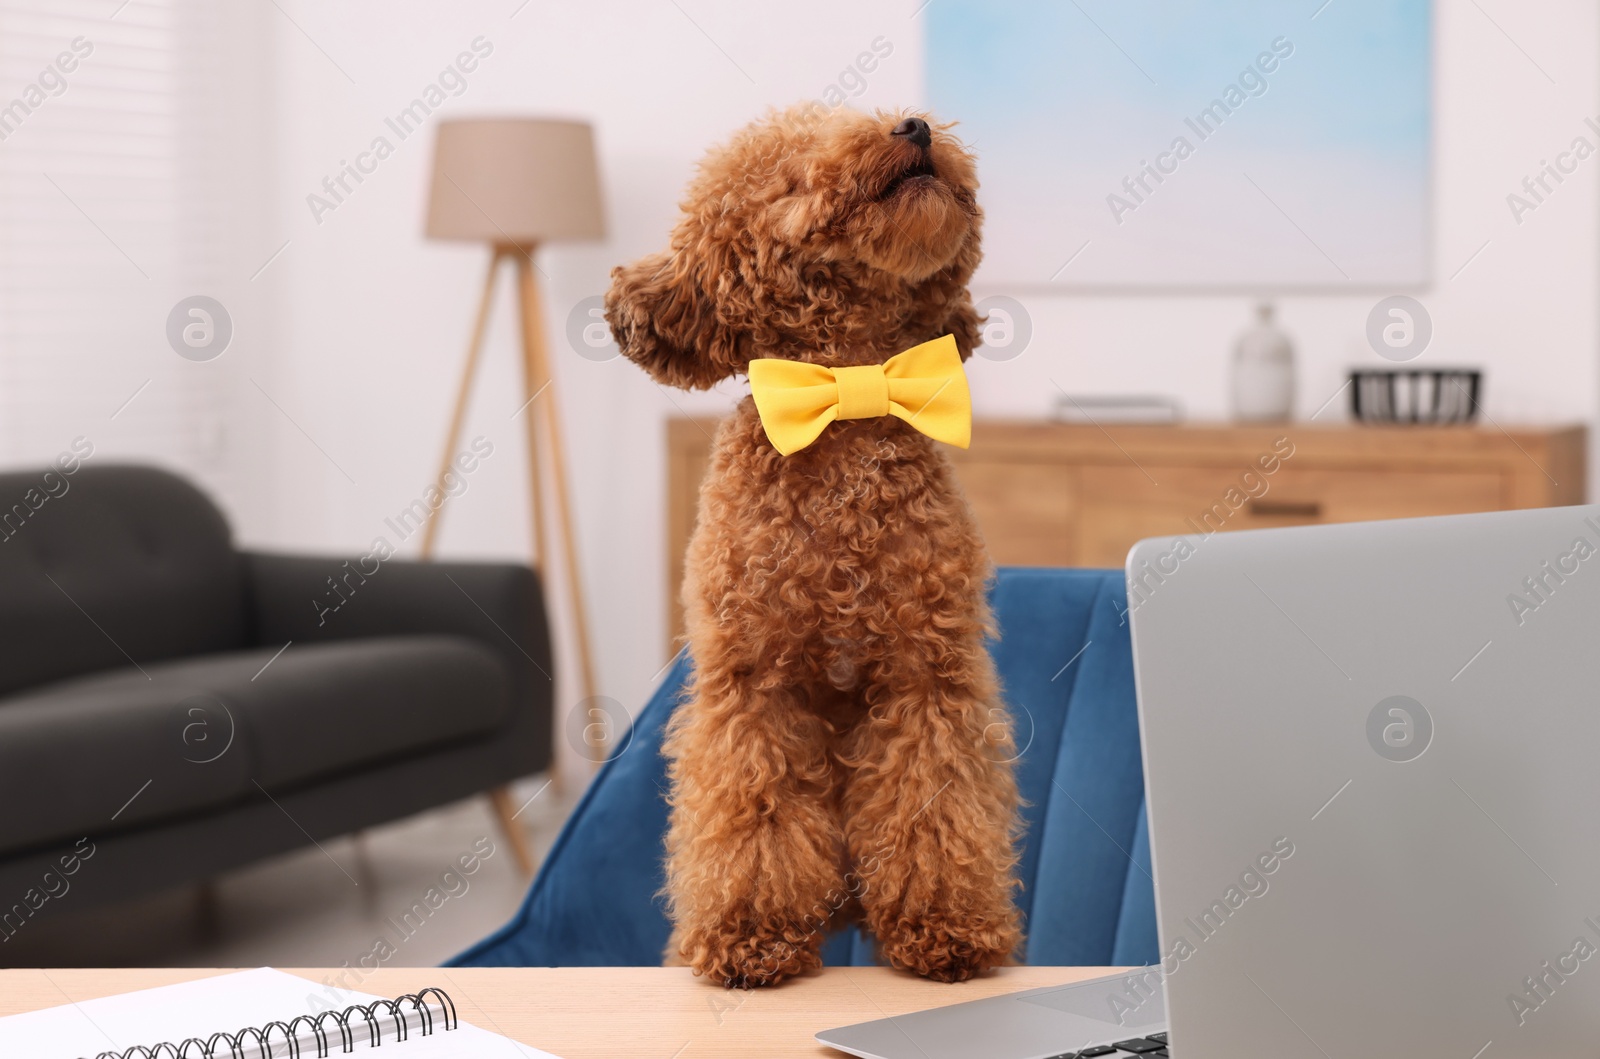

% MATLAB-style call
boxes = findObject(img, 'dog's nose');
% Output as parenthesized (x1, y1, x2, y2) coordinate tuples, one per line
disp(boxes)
(891, 117, 932, 149)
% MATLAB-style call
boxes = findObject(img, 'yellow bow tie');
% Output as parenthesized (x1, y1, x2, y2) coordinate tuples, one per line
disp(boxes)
(747, 335, 971, 456)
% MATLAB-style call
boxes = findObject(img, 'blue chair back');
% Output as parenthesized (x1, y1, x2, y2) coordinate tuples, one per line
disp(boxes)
(452, 567, 1157, 968)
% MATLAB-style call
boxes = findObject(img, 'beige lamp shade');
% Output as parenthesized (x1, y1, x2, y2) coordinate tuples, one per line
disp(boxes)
(426, 118, 605, 245)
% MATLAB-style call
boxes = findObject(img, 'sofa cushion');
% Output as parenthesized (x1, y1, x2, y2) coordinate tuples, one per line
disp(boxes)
(0, 635, 509, 853)
(0, 465, 245, 697)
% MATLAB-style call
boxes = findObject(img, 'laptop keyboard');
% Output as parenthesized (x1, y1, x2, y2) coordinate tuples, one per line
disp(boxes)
(1046, 1030, 1169, 1057)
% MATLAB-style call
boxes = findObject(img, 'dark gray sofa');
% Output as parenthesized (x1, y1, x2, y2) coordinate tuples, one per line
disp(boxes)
(0, 464, 552, 932)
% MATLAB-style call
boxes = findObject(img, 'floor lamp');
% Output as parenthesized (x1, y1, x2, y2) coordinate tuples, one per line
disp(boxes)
(422, 119, 606, 874)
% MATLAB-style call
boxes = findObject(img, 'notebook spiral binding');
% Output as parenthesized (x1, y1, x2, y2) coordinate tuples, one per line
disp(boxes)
(79, 986, 457, 1059)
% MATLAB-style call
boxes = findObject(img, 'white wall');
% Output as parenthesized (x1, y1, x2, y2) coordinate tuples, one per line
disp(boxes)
(968, 0, 1597, 429)
(0, 2, 277, 526)
(250, 0, 1599, 778)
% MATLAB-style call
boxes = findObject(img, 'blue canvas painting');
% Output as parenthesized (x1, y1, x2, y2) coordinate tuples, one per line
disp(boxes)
(926, 0, 1432, 289)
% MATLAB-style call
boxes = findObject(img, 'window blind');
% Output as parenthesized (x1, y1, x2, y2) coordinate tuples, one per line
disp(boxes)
(0, 0, 267, 514)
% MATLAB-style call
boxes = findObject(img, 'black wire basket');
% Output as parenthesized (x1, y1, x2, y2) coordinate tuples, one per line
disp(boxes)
(1349, 369, 1482, 424)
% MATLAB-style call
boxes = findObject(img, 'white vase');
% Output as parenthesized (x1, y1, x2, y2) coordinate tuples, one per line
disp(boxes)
(1231, 302, 1295, 422)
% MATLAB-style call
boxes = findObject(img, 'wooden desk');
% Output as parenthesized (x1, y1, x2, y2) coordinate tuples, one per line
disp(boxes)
(666, 418, 1587, 644)
(0, 966, 1112, 1058)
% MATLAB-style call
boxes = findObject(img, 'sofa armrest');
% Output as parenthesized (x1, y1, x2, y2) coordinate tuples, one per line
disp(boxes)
(241, 551, 554, 774)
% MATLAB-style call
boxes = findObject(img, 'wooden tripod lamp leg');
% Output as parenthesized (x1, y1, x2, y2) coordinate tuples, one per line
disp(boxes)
(514, 253, 600, 713)
(511, 250, 555, 796)
(512, 249, 550, 578)
(511, 246, 607, 795)
(513, 250, 601, 772)
(420, 248, 503, 559)
(423, 246, 563, 858)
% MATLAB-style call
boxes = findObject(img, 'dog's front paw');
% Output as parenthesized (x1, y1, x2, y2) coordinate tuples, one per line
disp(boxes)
(677, 920, 824, 989)
(878, 914, 1019, 983)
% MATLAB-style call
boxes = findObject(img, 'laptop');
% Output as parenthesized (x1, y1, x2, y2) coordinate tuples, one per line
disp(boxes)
(819, 505, 1600, 1057)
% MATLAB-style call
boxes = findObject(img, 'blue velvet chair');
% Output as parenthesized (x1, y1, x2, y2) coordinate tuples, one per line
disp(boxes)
(452, 567, 1157, 969)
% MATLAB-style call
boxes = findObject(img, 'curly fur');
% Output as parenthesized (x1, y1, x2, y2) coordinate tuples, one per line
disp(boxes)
(606, 104, 1023, 988)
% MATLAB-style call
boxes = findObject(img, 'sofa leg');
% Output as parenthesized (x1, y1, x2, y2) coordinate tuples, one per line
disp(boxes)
(487, 786, 536, 876)
(350, 831, 380, 898)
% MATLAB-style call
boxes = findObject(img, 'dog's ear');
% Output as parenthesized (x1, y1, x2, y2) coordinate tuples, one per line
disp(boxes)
(604, 250, 737, 391)
(943, 290, 983, 362)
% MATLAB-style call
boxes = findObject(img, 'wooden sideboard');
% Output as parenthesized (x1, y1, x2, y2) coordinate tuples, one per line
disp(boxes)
(665, 419, 1587, 644)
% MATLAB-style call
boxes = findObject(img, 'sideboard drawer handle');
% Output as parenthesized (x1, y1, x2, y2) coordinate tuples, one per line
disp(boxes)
(1248, 499, 1323, 518)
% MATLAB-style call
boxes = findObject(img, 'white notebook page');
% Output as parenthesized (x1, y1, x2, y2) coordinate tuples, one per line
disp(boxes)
(0, 967, 562, 1058)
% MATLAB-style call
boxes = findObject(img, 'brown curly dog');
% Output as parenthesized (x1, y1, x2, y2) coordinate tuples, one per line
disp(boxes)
(605, 104, 1022, 988)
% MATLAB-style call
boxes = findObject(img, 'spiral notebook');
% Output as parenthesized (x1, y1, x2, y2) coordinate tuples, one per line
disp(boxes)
(0, 967, 562, 1058)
